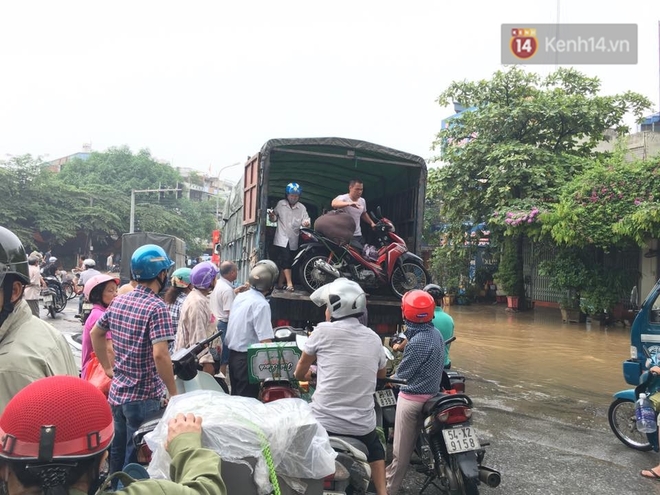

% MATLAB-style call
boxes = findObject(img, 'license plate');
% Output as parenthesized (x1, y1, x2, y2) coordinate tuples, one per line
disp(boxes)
(374, 389, 396, 407)
(42, 295, 52, 305)
(442, 426, 480, 454)
(83, 303, 93, 310)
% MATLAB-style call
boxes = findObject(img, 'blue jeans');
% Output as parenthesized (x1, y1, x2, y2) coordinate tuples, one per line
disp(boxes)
(110, 399, 161, 479)
(217, 320, 230, 366)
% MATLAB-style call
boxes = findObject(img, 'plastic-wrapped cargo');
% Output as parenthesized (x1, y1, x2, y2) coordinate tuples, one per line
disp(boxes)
(145, 391, 336, 494)
(313, 210, 355, 246)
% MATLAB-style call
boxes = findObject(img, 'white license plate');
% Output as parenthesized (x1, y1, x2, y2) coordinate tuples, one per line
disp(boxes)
(442, 426, 480, 454)
(83, 303, 93, 310)
(42, 295, 53, 305)
(374, 389, 396, 407)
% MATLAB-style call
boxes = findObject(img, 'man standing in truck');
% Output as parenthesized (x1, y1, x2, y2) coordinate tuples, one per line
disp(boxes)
(331, 179, 376, 247)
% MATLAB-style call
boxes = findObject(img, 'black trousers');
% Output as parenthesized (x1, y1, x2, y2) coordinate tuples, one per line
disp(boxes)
(228, 350, 259, 399)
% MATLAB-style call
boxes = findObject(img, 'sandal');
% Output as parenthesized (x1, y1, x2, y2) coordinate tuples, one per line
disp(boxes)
(640, 468, 660, 480)
(285, 286, 295, 292)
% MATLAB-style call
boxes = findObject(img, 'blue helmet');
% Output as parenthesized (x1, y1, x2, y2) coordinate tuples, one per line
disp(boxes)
(285, 182, 302, 195)
(130, 244, 174, 281)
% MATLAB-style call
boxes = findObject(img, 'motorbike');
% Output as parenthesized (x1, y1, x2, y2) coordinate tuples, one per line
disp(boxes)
(293, 207, 430, 298)
(43, 276, 67, 314)
(609, 344, 660, 452)
(40, 287, 57, 319)
(258, 326, 310, 403)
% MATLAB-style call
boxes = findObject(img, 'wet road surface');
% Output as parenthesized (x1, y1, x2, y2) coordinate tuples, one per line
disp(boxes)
(399, 303, 660, 495)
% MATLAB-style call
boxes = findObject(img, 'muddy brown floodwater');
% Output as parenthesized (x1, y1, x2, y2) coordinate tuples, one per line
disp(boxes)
(444, 303, 631, 428)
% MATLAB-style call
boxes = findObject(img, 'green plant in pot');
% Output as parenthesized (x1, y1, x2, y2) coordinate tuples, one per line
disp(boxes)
(495, 235, 525, 309)
(579, 267, 628, 321)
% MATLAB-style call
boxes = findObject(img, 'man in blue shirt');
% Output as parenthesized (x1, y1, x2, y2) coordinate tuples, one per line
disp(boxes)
(225, 260, 277, 398)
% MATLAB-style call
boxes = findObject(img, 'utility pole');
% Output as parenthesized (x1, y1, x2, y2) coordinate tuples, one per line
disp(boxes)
(129, 186, 182, 233)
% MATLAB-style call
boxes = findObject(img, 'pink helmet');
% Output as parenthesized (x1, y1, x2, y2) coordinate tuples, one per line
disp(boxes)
(83, 274, 120, 301)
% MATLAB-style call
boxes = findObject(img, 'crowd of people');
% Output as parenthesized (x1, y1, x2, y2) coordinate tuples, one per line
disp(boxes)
(0, 213, 457, 494)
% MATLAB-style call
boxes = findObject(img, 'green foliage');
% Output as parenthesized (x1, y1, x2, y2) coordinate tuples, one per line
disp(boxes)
(579, 266, 629, 316)
(0, 148, 218, 255)
(494, 235, 524, 297)
(544, 152, 660, 247)
(538, 246, 593, 308)
(429, 67, 651, 237)
(429, 245, 470, 293)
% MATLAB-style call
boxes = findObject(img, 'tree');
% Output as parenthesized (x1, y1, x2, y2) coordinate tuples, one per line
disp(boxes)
(428, 67, 651, 306)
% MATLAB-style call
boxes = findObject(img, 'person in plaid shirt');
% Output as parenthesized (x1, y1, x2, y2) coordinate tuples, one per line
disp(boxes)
(91, 244, 178, 480)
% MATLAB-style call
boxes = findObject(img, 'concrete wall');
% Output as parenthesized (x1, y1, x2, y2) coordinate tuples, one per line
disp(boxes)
(594, 131, 660, 160)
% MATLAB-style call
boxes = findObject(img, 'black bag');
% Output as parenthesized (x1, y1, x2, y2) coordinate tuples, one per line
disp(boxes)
(314, 210, 355, 246)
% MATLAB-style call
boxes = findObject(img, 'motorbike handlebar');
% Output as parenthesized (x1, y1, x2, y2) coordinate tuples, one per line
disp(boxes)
(378, 377, 408, 385)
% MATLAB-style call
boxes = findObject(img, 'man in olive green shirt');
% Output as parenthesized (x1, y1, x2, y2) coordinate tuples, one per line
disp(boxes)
(0, 226, 78, 413)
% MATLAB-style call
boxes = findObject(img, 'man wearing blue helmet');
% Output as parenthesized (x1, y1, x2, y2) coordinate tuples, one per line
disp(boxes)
(90, 244, 178, 484)
(268, 182, 310, 291)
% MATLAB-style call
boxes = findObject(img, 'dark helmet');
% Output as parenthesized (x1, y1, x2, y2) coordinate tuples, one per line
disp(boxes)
(0, 226, 30, 285)
(423, 283, 445, 303)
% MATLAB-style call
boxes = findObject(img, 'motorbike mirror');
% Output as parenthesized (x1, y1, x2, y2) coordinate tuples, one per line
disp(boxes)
(274, 328, 293, 341)
(376, 206, 382, 218)
(631, 286, 639, 309)
(383, 346, 395, 361)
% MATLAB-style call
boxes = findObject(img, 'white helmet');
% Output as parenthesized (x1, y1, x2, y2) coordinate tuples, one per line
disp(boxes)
(310, 278, 366, 320)
(48, 256, 58, 263)
(83, 258, 96, 268)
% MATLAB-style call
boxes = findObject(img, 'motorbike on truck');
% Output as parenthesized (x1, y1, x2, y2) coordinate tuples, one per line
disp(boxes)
(610, 282, 660, 451)
(294, 208, 430, 298)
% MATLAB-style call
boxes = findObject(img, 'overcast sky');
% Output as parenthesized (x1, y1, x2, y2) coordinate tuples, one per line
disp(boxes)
(1, 0, 659, 182)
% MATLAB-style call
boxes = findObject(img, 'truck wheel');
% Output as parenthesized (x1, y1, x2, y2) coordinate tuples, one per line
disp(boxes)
(390, 262, 428, 298)
(299, 254, 333, 293)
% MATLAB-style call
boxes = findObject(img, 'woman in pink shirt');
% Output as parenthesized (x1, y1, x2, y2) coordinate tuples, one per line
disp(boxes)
(81, 274, 118, 378)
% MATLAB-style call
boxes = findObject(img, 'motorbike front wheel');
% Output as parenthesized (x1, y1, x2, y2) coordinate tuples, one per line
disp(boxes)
(608, 398, 653, 451)
(298, 253, 334, 294)
(390, 262, 429, 298)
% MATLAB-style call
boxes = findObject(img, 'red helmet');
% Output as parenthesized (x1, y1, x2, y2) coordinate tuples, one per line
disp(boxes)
(0, 376, 113, 461)
(401, 290, 435, 323)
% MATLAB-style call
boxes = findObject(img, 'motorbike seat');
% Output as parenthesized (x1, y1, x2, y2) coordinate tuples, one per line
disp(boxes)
(328, 436, 369, 462)
(422, 392, 472, 415)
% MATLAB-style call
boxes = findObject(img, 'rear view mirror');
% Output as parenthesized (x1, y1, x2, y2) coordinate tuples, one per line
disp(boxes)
(376, 206, 383, 218)
(631, 286, 639, 309)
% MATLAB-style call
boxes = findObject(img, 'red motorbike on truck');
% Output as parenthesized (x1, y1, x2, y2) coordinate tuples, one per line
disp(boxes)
(293, 208, 430, 298)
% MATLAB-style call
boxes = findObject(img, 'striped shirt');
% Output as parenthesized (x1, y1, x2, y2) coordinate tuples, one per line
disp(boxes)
(97, 284, 175, 406)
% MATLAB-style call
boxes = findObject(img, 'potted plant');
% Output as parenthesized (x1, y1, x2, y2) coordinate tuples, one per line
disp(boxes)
(579, 266, 629, 325)
(495, 236, 525, 310)
(538, 247, 591, 323)
(430, 246, 468, 306)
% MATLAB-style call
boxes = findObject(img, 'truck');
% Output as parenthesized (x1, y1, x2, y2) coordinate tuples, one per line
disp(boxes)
(119, 232, 187, 284)
(220, 137, 428, 336)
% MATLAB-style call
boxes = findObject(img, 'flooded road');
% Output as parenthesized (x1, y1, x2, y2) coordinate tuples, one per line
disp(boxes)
(445, 304, 631, 429)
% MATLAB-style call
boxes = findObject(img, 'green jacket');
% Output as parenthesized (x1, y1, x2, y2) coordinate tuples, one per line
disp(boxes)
(0, 299, 78, 413)
(72, 433, 226, 495)
(431, 307, 454, 368)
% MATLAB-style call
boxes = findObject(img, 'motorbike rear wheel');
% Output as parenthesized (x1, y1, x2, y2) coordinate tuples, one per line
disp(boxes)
(48, 304, 56, 319)
(390, 262, 429, 298)
(54, 290, 67, 313)
(451, 456, 479, 495)
(299, 253, 334, 294)
(608, 398, 653, 451)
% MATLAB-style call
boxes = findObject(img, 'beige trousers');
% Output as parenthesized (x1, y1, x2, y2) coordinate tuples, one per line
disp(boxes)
(386, 395, 425, 494)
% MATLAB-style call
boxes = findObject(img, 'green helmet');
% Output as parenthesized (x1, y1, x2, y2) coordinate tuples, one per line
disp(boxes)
(0, 226, 30, 286)
(171, 267, 192, 288)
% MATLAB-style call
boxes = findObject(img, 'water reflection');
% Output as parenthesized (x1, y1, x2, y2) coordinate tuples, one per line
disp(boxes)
(445, 304, 631, 409)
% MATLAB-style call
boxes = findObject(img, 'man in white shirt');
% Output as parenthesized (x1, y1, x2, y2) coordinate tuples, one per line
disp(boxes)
(224, 260, 277, 399)
(76, 258, 101, 317)
(331, 179, 376, 247)
(268, 182, 310, 291)
(210, 261, 248, 375)
(106, 252, 114, 271)
(295, 278, 388, 495)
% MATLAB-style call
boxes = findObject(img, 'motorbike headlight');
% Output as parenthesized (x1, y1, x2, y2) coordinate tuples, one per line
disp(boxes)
(632, 345, 639, 360)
